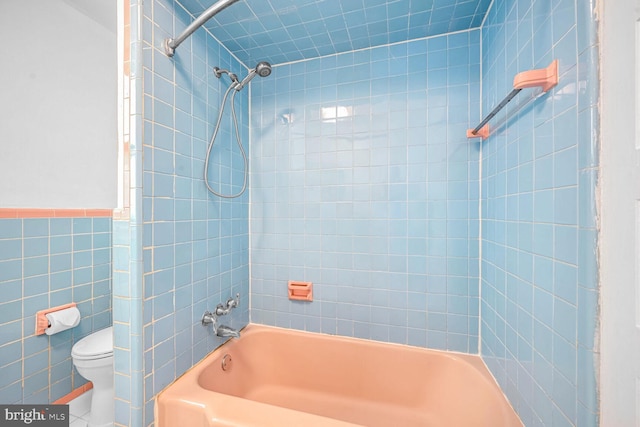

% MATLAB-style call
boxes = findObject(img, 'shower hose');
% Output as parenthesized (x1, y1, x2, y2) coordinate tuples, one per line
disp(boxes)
(204, 83, 248, 198)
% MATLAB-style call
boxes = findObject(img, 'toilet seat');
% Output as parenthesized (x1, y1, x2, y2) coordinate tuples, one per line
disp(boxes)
(72, 326, 113, 360)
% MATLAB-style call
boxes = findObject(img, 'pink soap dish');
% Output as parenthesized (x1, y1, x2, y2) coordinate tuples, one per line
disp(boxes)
(288, 281, 313, 301)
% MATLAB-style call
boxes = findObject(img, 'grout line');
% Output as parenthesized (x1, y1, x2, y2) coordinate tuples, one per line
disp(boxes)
(480, 0, 496, 29)
(477, 8, 485, 357)
(272, 28, 481, 68)
(248, 80, 253, 324)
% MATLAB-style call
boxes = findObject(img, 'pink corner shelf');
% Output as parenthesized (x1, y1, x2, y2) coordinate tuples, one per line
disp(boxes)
(513, 59, 559, 92)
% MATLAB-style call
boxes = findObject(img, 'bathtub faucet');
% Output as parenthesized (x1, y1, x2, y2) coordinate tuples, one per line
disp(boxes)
(201, 293, 241, 338)
(215, 324, 240, 338)
(201, 310, 241, 338)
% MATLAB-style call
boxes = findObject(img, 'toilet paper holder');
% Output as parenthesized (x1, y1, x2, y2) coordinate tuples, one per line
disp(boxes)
(35, 303, 77, 335)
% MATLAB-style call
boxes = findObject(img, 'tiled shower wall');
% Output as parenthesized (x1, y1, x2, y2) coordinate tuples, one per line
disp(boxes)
(0, 216, 112, 404)
(251, 30, 481, 353)
(480, 0, 599, 425)
(114, 1, 602, 426)
(114, 0, 251, 425)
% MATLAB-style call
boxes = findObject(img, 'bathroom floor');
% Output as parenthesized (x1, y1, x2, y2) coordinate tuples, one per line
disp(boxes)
(68, 389, 92, 427)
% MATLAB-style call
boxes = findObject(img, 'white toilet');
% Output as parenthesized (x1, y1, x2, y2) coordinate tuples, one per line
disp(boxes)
(71, 326, 114, 427)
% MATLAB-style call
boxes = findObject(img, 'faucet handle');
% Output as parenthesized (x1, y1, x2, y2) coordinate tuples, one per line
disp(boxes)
(201, 311, 216, 326)
(215, 293, 240, 315)
(227, 293, 240, 309)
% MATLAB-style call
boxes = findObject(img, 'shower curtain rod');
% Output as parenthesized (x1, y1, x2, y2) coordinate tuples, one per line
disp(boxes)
(467, 59, 559, 140)
(164, 0, 240, 57)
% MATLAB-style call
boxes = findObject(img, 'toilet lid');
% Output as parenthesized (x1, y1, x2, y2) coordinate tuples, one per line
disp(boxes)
(72, 326, 113, 360)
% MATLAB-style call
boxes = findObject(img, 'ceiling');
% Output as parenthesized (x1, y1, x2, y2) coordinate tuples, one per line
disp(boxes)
(62, 0, 116, 32)
(177, 0, 492, 66)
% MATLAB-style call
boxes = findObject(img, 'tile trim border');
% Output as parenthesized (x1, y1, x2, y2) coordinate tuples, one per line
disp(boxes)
(0, 209, 113, 218)
(53, 382, 94, 405)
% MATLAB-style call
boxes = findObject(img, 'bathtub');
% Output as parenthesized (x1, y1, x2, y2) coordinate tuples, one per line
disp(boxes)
(156, 324, 522, 427)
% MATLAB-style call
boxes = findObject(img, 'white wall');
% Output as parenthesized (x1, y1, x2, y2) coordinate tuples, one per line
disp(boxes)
(0, 0, 116, 208)
(599, 0, 639, 424)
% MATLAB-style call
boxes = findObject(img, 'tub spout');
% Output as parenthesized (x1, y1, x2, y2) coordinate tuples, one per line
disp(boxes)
(216, 324, 240, 338)
(202, 295, 241, 338)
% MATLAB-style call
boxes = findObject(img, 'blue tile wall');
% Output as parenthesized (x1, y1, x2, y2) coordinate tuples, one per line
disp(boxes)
(179, 0, 493, 65)
(250, 30, 481, 353)
(480, 0, 599, 425)
(115, 1, 600, 425)
(112, 0, 146, 424)
(0, 217, 112, 404)
(114, 0, 251, 425)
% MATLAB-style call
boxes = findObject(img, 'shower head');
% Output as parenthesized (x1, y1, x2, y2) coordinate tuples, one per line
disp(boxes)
(255, 61, 272, 77)
(235, 61, 272, 91)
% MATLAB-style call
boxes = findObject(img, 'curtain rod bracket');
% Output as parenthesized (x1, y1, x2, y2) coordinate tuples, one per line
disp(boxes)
(164, 38, 176, 57)
(163, 0, 240, 57)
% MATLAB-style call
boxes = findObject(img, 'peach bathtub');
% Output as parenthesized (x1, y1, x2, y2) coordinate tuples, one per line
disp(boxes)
(156, 324, 522, 427)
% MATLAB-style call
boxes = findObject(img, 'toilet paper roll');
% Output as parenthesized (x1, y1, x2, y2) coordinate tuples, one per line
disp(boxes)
(45, 306, 81, 335)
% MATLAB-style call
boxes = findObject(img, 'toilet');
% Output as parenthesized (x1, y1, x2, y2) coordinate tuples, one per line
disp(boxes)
(71, 326, 114, 427)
